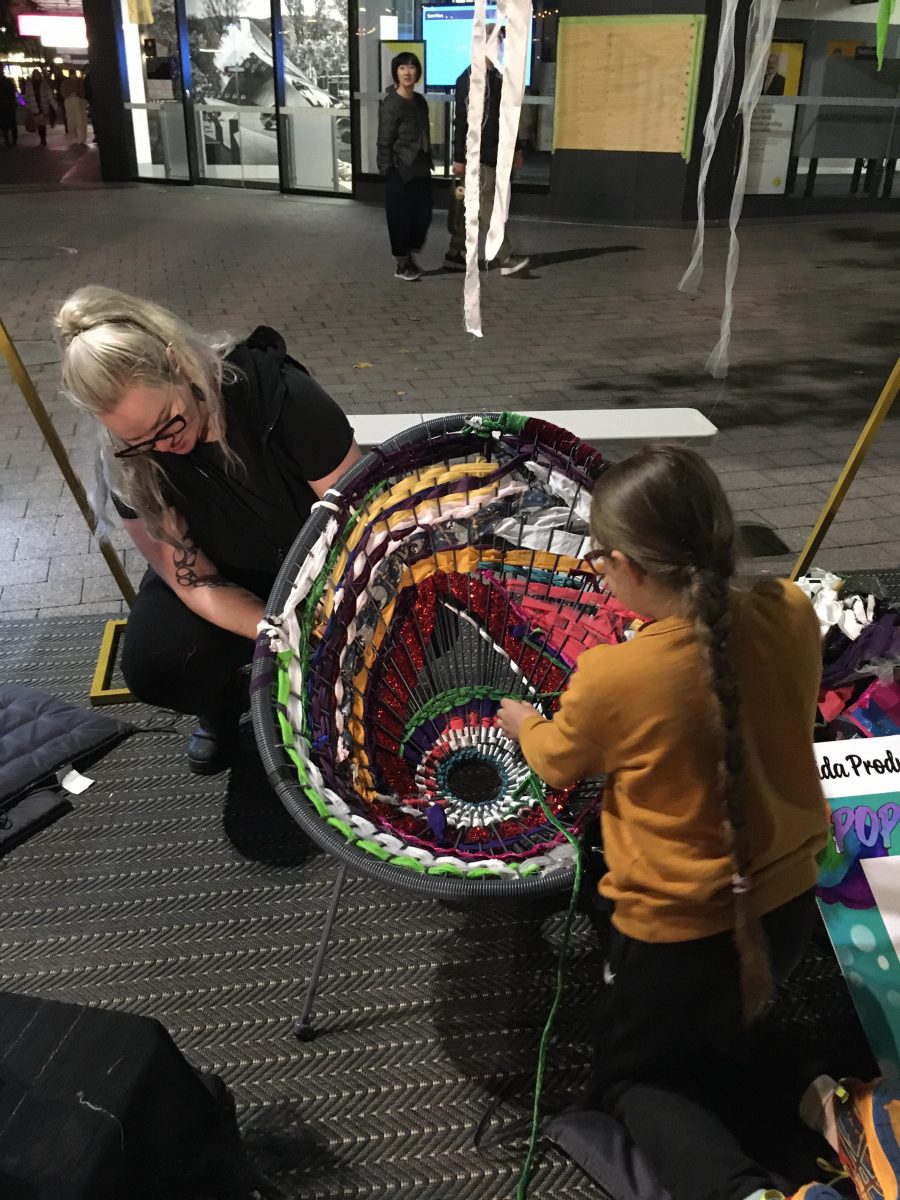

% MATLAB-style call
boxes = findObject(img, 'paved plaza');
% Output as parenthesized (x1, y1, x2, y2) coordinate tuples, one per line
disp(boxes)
(0, 184, 898, 619)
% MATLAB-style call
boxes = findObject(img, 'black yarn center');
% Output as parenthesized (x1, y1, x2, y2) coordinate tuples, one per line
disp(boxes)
(445, 758, 504, 805)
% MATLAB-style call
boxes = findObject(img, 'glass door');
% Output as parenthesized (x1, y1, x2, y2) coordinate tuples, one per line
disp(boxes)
(120, 0, 191, 180)
(184, 0, 280, 187)
(278, 0, 351, 191)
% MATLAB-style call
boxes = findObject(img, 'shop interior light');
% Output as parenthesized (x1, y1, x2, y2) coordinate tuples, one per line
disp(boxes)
(17, 13, 89, 49)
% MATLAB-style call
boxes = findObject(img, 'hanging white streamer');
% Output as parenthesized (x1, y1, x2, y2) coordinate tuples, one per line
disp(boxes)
(463, 0, 489, 337)
(678, 0, 738, 295)
(485, 0, 529, 262)
(680, 0, 779, 378)
(705, 0, 780, 378)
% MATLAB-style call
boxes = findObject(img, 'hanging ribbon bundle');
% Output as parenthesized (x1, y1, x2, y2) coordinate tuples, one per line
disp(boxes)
(679, 0, 780, 378)
(463, 0, 531, 337)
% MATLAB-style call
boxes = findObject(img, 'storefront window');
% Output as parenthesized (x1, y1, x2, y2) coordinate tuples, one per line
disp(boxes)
(117, 0, 553, 193)
(353, 1, 554, 186)
(182, 0, 279, 186)
(280, 0, 351, 190)
(120, 0, 190, 180)
(748, 5, 900, 205)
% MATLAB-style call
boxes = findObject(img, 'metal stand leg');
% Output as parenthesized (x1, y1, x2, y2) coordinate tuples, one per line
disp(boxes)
(293, 863, 348, 1042)
(804, 157, 818, 198)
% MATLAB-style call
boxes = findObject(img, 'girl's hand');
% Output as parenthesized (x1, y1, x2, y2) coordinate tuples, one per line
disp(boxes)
(497, 698, 539, 743)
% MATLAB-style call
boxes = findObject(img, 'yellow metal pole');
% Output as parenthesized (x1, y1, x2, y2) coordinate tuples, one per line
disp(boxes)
(790, 357, 900, 582)
(0, 317, 135, 606)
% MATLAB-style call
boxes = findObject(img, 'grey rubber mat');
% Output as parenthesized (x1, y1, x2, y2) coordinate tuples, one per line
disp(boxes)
(0, 617, 874, 1199)
(0, 617, 614, 1199)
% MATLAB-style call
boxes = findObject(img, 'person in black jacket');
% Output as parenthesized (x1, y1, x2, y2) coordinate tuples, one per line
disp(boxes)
(0, 75, 19, 148)
(57, 285, 362, 775)
(445, 26, 529, 276)
(376, 52, 433, 282)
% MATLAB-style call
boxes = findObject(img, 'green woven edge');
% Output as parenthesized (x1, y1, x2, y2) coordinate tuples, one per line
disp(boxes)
(682, 16, 707, 161)
(460, 411, 528, 436)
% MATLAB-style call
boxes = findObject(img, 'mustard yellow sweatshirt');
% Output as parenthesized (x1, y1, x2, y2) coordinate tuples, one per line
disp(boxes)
(519, 579, 828, 942)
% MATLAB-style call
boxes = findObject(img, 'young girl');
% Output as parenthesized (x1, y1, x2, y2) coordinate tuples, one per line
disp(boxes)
(499, 446, 895, 1200)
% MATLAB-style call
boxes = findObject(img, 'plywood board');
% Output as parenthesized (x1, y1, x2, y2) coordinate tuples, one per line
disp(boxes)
(553, 15, 705, 159)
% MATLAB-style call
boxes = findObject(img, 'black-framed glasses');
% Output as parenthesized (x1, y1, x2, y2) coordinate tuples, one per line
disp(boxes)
(112, 412, 187, 459)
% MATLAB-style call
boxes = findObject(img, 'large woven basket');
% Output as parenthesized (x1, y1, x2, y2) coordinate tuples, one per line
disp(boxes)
(252, 413, 632, 901)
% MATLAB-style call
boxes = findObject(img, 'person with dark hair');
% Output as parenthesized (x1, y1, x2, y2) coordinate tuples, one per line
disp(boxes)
(0, 74, 19, 148)
(56, 285, 362, 776)
(23, 68, 55, 146)
(498, 446, 897, 1200)
(376, 51, 433, 282)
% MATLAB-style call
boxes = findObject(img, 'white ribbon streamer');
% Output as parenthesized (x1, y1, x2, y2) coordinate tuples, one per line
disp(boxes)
(705, 0, 780, 378)
(678, 0, 738, 295)
(680, 0, 779, 378)
(463, 0, 488, 337)
(485, 0, 529, 262)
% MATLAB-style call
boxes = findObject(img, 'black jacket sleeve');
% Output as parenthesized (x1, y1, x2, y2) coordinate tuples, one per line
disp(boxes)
(453, 69, 470, 164)
(376, 93, 399, 176)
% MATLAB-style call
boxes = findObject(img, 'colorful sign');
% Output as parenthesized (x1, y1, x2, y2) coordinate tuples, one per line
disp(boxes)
(816, 734, 900, 1077)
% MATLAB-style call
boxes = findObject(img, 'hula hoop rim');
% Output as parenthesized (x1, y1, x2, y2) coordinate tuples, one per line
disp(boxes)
(252, 410, 600, 901)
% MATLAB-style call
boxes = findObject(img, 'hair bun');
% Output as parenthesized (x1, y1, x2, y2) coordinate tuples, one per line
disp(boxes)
(55, 299, 91, 346)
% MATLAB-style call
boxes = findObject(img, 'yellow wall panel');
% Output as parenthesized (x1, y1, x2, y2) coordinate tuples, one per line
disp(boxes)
(553, 15, 705, 158)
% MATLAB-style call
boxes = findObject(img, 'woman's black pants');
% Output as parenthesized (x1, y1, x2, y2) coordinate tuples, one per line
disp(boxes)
(385, 169, 432, 259)
(120, 570, 256, 722)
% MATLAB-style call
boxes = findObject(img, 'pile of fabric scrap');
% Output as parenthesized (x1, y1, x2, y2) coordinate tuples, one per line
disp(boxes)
(797, 569, 900, 740)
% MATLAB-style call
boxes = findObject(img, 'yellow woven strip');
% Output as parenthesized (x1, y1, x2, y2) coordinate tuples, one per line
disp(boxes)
(323, 460, 497, 612)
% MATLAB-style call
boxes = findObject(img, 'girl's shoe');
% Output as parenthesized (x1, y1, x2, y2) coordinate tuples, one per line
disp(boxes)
(834, 1076, 900, 1200)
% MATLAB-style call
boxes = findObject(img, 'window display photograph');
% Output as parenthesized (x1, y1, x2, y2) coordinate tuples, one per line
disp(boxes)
(185, 0, 350, 189)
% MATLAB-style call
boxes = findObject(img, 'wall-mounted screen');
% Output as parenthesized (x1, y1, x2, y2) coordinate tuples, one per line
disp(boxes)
(421, 4, 534, 89)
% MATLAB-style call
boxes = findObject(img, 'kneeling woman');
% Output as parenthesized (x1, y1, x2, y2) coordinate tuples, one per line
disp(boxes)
(57, 286, 361, 774)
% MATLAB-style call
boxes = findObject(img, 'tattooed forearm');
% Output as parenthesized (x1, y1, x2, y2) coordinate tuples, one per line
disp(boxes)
(173, 535, 236, 589)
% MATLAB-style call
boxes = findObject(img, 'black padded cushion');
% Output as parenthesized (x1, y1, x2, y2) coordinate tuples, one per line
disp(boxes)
(0, 684, 132, 854)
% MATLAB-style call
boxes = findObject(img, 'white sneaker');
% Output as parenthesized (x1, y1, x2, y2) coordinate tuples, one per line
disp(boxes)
(500, 255, 530, 276)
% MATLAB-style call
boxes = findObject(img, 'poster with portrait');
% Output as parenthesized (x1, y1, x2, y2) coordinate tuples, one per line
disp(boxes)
(747, 40, 805, 195)
(815, 734, 900, 1077)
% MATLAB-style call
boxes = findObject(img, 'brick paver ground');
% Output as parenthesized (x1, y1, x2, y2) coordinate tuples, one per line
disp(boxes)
(0, 185, 897, 619)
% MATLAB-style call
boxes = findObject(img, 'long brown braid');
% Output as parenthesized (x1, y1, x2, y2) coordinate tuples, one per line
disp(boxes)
(686, 565, 773, 1021)
(590, 445, 773, 1023)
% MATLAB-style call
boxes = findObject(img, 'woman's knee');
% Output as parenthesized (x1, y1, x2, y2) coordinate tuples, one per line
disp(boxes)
(119, 630, 182, 709)
(120, 575, 251, 713)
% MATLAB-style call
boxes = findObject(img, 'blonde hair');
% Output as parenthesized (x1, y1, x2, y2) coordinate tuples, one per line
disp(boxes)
(590, 445, 773, 1023)
(55, 285, 238, 546)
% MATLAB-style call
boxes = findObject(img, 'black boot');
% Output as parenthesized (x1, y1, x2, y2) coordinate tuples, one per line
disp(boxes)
(187, 720, 238, 775)
(187, 676, 249, 776)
